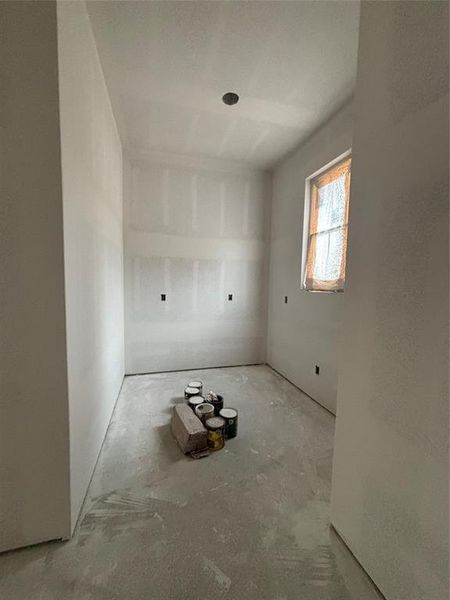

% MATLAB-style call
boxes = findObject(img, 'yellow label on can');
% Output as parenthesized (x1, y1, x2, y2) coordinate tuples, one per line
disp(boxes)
(207, 430, 224, 450)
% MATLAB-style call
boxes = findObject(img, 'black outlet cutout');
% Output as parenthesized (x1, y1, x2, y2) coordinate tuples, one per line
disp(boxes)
(284, 296, 288, 304)
(228, 294, 233, 301)
(161, 294, 166, 301)
(315, 365, 320, 375)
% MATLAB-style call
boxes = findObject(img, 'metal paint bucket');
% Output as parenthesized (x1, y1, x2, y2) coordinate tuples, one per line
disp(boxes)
(195, 402, 214, 424)
(188, 395, 204, 412)
(206, 417, 225, 451)
(185, 386, 200, 401)
(188, 380, 203, 395)
(219, 407, 238, 439)
(207, 392, 224, 416)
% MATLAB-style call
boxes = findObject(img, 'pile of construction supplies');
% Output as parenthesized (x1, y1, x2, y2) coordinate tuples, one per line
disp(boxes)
(171, 380, 238, 458)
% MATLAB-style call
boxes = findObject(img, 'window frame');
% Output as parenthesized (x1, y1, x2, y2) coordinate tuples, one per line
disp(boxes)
(301, 151, 352, 293)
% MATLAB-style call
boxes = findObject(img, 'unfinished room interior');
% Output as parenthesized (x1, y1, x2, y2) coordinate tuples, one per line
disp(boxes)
(1, 0, 449, 599)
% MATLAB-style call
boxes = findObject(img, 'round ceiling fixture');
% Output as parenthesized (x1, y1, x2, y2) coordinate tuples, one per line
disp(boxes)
(222, 92, 239, 106)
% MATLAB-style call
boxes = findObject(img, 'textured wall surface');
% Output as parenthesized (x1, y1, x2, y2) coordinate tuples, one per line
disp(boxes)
(124, 154, 271, 374)
(267, 103, 353, 414)
(0, 1, 71, 550)
(331, 3, 449, 600)
(58, 0, 125, 530)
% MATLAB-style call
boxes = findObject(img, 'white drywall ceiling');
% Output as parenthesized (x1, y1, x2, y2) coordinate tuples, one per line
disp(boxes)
(87, 1, 360, 169)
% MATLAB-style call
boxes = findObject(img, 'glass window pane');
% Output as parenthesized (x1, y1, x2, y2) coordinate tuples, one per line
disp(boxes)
(316, 174, 346, 233)
(313, 227, 344, 282)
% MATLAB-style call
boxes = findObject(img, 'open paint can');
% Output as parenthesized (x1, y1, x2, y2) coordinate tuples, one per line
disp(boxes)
(188, 380, 203, 395)
(219, 408, 238, 439)
(185, 386, 200, 401)
(207, 392, 224, 416)
(188, 395, 204, 412)
(206, 417, 225, 450)
(195, 402, 214, 424)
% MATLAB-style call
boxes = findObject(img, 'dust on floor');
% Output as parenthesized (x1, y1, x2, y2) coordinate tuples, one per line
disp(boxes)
(0, 365, 382, 600)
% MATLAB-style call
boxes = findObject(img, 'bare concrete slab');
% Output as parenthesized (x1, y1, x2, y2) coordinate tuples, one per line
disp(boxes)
(0, 365, 383, 599)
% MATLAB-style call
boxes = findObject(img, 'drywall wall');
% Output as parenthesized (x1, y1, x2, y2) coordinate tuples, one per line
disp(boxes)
(0, 1, 71, 550)
(57, 0, 125, 529)
(266, 103, 353, 414)
(124, 153, 271, 374)
(331, 3, 449, 600)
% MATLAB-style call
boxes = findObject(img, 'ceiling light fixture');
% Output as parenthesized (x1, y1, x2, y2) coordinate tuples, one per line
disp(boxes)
(222, 92, 239, 106)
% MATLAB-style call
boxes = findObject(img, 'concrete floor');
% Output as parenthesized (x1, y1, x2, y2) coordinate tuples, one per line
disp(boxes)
(0, 365, 382, 600)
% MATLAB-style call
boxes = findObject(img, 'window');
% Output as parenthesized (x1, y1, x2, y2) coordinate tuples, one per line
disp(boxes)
(303, 156, 351, 292)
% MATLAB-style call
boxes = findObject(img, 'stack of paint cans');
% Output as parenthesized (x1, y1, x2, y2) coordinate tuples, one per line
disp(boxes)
(183, 380, 238, 453)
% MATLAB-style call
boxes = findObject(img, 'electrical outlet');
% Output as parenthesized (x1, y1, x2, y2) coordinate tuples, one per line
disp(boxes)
(228, 294, 233, 301)
(161, 294, 166, 301)
(315, 365, 320, 375)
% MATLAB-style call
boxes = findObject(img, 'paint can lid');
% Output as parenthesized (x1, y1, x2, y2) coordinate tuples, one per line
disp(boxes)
(189, 380, 203, 388)
(206, 417, 225, 430)
(185, 386, 199, 395)
(219, 408, 238, 419)
(188, 396, 204, 406)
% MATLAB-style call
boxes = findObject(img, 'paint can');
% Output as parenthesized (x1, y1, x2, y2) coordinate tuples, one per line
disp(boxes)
(206, 391, 224, 416)
(188, 380, 203, 395)
(219, 407, 238, 439)
(185, 386, 200, 401)
(188, 395, 204, 412)
(205, 417, 225, 451)
(195, 402, 215, 424)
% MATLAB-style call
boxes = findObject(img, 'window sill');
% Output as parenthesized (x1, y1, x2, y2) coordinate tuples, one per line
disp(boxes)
(301, 288, 344, 294)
